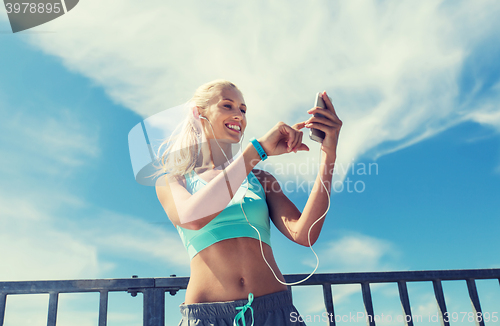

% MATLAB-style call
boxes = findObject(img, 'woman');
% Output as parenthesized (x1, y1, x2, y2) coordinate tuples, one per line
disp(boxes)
(155, 80, 342, 325)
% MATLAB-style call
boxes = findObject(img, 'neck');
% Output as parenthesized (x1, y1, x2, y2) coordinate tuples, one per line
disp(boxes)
(197, 138, 237, 170)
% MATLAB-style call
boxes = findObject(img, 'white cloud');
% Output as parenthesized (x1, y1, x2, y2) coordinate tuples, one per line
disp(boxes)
(412, 296, 439, 322)
(74, 210, 190, 268)
(0, 92, 188, 282)
(295, 233, 402, 315)
(314, 233, 401, 273)
(293, 283, 362, 316)
(465, 85, 500, 172)
(21, 0, 500, 183)
(0, 106, 99, 179)
(0, 6, 8, 22)
(0, 191, 102, 281)
(0, 188, 188, 282)
(3, 295, 51, 326)
(0, 101, 105, 281)
(0, 25, 188, 323)
(468, 103, 500, 130)
(0, 189, 184, 323)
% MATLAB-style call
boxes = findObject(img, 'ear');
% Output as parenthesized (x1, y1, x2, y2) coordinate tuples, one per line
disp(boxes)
(192, 105, 201, 120)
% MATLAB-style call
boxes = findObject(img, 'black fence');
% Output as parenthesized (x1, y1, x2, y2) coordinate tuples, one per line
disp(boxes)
(1, 268, 499, 326)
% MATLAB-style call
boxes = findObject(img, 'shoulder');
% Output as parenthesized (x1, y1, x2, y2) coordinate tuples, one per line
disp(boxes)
(155, 174, 187, 199)
(251, 169, 279, 194)
(155, 173, 187, 187)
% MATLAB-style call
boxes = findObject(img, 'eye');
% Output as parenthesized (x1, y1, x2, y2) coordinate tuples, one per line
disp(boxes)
(224, 104, 232, 109)
(240, 109, 246, 114)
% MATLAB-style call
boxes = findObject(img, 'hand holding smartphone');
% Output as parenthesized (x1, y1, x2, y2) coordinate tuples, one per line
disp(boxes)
(309, 92, 326, 143)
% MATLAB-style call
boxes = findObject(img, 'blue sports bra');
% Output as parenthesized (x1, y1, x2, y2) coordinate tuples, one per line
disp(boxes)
(176, 170, 272, 260)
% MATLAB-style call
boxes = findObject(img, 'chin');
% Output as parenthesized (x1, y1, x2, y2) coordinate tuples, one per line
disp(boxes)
(225, 132, 243, 143)
(209, 135, 241, 143)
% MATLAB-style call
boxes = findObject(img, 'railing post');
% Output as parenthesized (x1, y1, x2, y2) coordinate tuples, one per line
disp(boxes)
(0, 293, 6, 326)
(47, 292, 59, 326)
(397, 281, 414, 326)
(466, 279, 485, 326)
(432, 280, 450, 326)
(143, 288, 165, 326)
(322, 283, 335, 326)
(361, 282, 376, 326)
(98, 291, 109, 326)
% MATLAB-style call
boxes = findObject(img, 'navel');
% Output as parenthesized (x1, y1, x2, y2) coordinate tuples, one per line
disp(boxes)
(240, 277, 245, 286)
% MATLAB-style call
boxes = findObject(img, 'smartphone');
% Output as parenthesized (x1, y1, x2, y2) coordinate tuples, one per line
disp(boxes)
(309, 92, 326, 143)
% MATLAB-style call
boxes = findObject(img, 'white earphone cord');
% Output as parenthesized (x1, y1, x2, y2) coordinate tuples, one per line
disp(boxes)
(200, 116, 330, 286)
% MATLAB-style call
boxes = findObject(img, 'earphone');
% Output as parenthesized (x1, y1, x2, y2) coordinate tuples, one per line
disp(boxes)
(197, 114, 330, 286)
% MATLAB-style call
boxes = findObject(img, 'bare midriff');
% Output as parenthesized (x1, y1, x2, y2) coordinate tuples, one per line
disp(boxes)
(183, 237, 287, 304)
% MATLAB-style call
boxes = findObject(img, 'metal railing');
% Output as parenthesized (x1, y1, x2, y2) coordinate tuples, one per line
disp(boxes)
(1, 268, 499, 326)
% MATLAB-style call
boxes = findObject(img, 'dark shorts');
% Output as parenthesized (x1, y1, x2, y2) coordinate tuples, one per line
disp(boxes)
(178, 290, 307, 325)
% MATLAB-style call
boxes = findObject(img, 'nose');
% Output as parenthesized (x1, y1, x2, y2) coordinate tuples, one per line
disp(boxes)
(233, 110, 243, 120)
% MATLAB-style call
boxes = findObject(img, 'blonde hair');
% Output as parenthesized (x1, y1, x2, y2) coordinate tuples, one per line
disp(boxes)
(154, 79, 241, 177)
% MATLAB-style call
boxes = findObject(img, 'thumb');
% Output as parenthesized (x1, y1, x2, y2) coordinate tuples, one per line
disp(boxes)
(297, 143, 309, 152)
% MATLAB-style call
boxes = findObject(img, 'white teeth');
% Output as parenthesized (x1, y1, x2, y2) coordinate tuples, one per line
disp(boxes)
(226, 124, 240, 131)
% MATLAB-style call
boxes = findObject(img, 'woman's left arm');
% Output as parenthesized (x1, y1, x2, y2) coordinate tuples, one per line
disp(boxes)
(262, 91, 342, 246)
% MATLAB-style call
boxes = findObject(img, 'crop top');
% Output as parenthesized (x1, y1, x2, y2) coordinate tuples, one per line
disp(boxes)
(176, 170, 272, 260)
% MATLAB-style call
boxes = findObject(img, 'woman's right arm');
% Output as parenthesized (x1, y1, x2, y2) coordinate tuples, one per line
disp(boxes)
(156, 121, 309, 230)
(155, 143, 262, 230)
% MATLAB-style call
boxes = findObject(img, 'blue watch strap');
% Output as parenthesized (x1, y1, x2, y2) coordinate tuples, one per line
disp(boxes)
(250, 138, 268, 161)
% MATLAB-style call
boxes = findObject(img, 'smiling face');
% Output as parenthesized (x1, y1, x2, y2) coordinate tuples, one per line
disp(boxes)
(199, 86, 247, 142)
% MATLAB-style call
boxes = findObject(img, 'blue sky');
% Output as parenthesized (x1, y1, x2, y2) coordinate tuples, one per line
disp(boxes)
(1, 1, 500, 325)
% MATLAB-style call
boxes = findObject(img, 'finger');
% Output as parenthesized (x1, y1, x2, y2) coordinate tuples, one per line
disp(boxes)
(308, 107, 341, 124)
(280, 124, 297, 151)
(307, 115, 337, 127)
(292, 121, 307, 130)
(280, 123, 294, 135)
(293, 131, 303, 153)
(321, 91, 340, 120)
(305, 121, 333, 133)
(291, 130, 303, 153)
(297, 143, 309, 152)
(288, 130, 301, 152)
